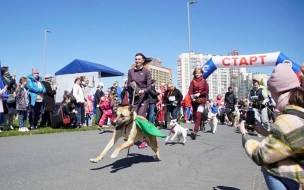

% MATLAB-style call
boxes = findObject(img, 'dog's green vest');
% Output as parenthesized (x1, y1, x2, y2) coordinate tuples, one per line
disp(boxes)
(135, 117, 167, 138)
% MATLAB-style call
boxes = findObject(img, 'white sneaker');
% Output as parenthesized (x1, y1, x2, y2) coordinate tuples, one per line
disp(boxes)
(23, 127, 29, 132)
(186, 121, 191, 123)
(103, 125, 109, 128)
(0, 129, 2, 133)
(98, 127, 104, 133)
(10, 126, 14, 130)
(18, 128, 26, 132)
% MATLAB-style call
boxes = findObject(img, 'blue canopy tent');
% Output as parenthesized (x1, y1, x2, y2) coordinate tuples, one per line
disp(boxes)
(55, 59, 124, 77)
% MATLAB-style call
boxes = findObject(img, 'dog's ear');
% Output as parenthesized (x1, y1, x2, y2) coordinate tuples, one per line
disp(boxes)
(129, 105, 135, 113)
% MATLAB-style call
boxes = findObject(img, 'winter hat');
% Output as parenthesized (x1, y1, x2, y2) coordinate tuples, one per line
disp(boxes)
(87, 94, 93, 101)
(98, 82, 104, 87)
(44, 74, 52, 81)
(267, 64, 300, 92)
(32, 68, 39, 74)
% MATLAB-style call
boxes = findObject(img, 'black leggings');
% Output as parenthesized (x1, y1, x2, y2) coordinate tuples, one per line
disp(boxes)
(225, 106, 234, 122)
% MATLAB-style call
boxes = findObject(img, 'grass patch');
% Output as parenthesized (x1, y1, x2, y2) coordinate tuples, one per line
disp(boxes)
(0, 119, 115, 137)
(0, 126, 115, 137)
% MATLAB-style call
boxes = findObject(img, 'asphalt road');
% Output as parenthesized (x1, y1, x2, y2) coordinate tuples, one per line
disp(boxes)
(0, 123, 267, 190)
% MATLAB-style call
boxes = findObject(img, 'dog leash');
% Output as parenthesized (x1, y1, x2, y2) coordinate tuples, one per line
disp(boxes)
(127, 83, 137, 157)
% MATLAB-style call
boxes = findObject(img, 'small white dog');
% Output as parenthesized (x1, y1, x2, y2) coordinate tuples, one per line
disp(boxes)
(166, 119, 189, 144)
(208, 112, 218, 134)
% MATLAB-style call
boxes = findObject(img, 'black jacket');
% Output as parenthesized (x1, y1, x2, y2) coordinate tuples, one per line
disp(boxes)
(163, 88, 183, 106)
(94, 88, 104, 107)
(148, 86, 159, 104)
(41, 81, 56, 111)
(61, 102, 76, 116)
(224, 91, 237, 107)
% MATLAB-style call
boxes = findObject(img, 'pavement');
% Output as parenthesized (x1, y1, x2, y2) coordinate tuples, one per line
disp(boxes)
(0, 122, 268, 190)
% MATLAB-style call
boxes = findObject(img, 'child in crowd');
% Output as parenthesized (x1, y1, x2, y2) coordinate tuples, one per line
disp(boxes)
(211, 102, 219, 115)
(98, 92, 115, 132)
(182, 93, 192, 123)
(218, 102, 226, 124)
(85, 94, 93, 127)
(156, 84, 166, 128)
(15, 77, 29, 132)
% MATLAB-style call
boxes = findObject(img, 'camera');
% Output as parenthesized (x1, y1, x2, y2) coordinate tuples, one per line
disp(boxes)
(245, 110, 256, 132)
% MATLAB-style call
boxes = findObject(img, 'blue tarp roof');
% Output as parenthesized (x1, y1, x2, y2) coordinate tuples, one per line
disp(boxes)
(55, 59, 124, 77)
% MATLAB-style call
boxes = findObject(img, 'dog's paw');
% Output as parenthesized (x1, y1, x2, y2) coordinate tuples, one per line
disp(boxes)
(110, 153, 118, 159)
(153, 156, 160, 161)
(89, 158, 99, 163)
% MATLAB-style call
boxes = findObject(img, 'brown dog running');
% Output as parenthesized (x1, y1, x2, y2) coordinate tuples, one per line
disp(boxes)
(90, 105, 160, 163)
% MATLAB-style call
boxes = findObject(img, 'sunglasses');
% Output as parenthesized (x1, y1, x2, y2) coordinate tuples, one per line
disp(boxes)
(34, 73, 39, 74)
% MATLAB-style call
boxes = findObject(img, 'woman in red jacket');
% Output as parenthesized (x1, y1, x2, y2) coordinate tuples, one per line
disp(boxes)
(188, 68, 209, 140)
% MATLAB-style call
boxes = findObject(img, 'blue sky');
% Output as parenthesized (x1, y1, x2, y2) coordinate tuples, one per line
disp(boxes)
(1, 0, 303, 89)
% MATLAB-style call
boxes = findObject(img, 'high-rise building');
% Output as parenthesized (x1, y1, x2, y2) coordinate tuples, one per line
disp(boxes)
(206, 67, 232, 100)
(130, 58, 172, 88)
(252, 73, 268, 86)
(177, 52, 212, 96)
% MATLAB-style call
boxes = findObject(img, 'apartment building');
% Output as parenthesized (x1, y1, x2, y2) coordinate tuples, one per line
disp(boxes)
(177, 52, 212, 96)
(206, 67, 231, 100)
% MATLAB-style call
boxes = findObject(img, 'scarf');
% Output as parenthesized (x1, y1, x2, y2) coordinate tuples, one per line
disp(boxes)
(276, 92, 290, 113)
(3, 75, 11, 83)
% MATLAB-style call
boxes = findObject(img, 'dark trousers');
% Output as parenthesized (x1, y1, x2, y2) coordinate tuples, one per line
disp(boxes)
(192, 102, 203, 133)
(95, 107, 102, 125)
(30, 102, 43, 127)
(225, 105, 234, 122)
(132, 96, 149, 117)
(51, 114, 77, 129)
(76, 103, 85, 125)
(40, 110, 53, 127)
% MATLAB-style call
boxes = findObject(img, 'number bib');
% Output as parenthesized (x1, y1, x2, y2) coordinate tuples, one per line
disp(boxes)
(197, 105, 204, 113)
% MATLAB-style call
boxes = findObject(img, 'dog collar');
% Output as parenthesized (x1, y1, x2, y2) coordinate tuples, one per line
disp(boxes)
(170, 125, 176, 134)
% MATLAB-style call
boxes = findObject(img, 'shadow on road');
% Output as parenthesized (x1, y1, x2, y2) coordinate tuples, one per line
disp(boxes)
(98, 130, 114, 134)
(90, 153, 158, 173)
(213, 186, 240, 190)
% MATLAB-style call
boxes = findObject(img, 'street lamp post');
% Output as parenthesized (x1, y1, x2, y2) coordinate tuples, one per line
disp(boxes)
(44, 30, 51, 76)
(187, 1, 197, 77)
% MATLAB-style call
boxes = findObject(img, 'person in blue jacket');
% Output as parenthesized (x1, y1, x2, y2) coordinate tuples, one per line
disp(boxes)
(26, 69, 46, 130)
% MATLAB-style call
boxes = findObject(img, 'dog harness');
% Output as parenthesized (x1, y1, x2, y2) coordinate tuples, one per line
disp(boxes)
(171, 125, 176, 134)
